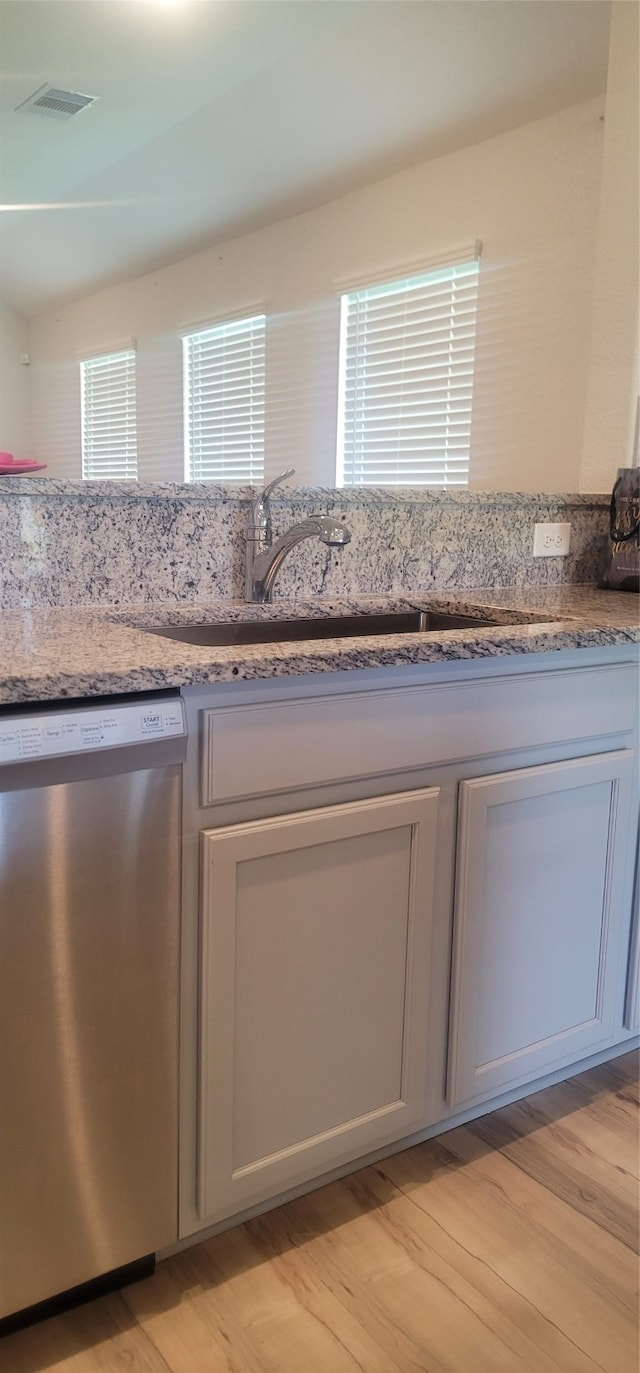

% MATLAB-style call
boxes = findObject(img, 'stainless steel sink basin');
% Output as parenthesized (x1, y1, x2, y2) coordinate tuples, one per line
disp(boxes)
(142, 609, 503, 647)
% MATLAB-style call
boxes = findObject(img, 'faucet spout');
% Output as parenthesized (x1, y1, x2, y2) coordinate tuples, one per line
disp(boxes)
(246, 477, 351, 603)
(252, 468, 295, 553)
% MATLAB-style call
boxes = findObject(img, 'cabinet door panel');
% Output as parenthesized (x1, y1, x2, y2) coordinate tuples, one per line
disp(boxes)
(624, 840, 639, 1031)
(448, 751, 635, 1108)
(198, 789, 439, 1224)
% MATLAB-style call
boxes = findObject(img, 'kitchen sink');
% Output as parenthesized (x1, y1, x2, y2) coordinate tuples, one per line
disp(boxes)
(142, 609, 504, 647)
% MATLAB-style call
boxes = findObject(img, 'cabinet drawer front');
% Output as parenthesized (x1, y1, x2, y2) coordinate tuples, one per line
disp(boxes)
(201, 664, 637, 805)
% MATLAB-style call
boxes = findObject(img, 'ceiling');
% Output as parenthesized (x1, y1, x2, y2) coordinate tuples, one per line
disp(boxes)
(0, 0, 611, 318)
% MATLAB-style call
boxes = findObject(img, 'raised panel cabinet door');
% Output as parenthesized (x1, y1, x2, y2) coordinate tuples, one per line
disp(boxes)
(624, 836, 640, 1030)
(448, 751, 636, 1109)
(198, 788, 439, 1224)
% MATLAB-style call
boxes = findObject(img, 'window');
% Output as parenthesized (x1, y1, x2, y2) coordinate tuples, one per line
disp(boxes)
(80, 349, 137, 480)
(337, 254, 479, 487)
(183, 314, 266, 483)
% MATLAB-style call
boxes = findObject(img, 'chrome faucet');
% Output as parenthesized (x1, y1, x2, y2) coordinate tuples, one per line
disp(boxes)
(245, 468, 351, 603)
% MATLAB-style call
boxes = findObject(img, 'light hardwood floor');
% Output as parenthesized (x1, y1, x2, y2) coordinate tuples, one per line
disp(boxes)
(3, 1052, 639, 1373)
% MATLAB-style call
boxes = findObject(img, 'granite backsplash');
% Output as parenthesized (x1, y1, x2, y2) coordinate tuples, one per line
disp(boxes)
(0, 479, 610, 609)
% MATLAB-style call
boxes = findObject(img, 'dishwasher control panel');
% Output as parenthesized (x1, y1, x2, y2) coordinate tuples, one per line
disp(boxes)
(0, 697, 185, 764)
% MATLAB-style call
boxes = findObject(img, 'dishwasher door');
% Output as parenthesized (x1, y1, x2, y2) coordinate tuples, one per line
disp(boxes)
(0, 695, 186, 1322)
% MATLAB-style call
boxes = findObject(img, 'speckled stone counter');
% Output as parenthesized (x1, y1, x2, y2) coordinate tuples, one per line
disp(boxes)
(0, 586, 637, 706)
(0, 479, 611, 608)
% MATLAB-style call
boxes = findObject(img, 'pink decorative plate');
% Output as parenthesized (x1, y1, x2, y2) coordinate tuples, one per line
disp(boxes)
(0, 454, 47, 474)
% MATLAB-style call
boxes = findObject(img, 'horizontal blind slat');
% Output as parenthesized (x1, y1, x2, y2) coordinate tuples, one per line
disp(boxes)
(346, 291, 478, 330)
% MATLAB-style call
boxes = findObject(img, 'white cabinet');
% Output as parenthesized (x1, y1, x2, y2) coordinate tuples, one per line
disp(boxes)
(447, 751, 636, 1109)
(180, 651, 639, 1239)
(197, 787, 440, 1225)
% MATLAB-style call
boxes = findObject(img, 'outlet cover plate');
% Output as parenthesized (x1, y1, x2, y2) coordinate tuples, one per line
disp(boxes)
(533, 522, 572, 557)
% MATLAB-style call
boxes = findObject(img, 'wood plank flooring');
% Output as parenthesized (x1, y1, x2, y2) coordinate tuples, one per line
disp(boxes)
(2, 1051, 638, 1373)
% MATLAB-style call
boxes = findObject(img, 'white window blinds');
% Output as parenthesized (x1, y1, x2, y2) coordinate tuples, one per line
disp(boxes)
(184, 314, 265, 483)
(80, 349, 137, 480)
(337, 256, 479, 487)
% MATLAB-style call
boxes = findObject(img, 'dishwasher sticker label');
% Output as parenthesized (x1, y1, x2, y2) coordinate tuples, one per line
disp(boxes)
(0, 700, 185, 763)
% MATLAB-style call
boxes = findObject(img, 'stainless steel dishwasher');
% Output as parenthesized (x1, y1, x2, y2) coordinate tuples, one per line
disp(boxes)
(0, 692, 186, 1327)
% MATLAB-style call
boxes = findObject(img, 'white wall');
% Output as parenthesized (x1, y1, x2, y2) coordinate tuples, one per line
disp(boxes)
(28, 98, 604, 491)
(580, 1, 640, 491)
(0, 298, 31, 460)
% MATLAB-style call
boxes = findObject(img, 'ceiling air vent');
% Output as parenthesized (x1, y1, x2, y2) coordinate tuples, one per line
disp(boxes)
(15, 85, 98, 122)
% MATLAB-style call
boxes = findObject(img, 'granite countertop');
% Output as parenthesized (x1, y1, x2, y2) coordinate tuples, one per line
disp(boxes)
(0, 585, 637, 706)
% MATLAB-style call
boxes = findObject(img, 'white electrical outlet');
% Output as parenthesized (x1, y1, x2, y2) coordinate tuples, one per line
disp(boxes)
(533, 522, 571, 557)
